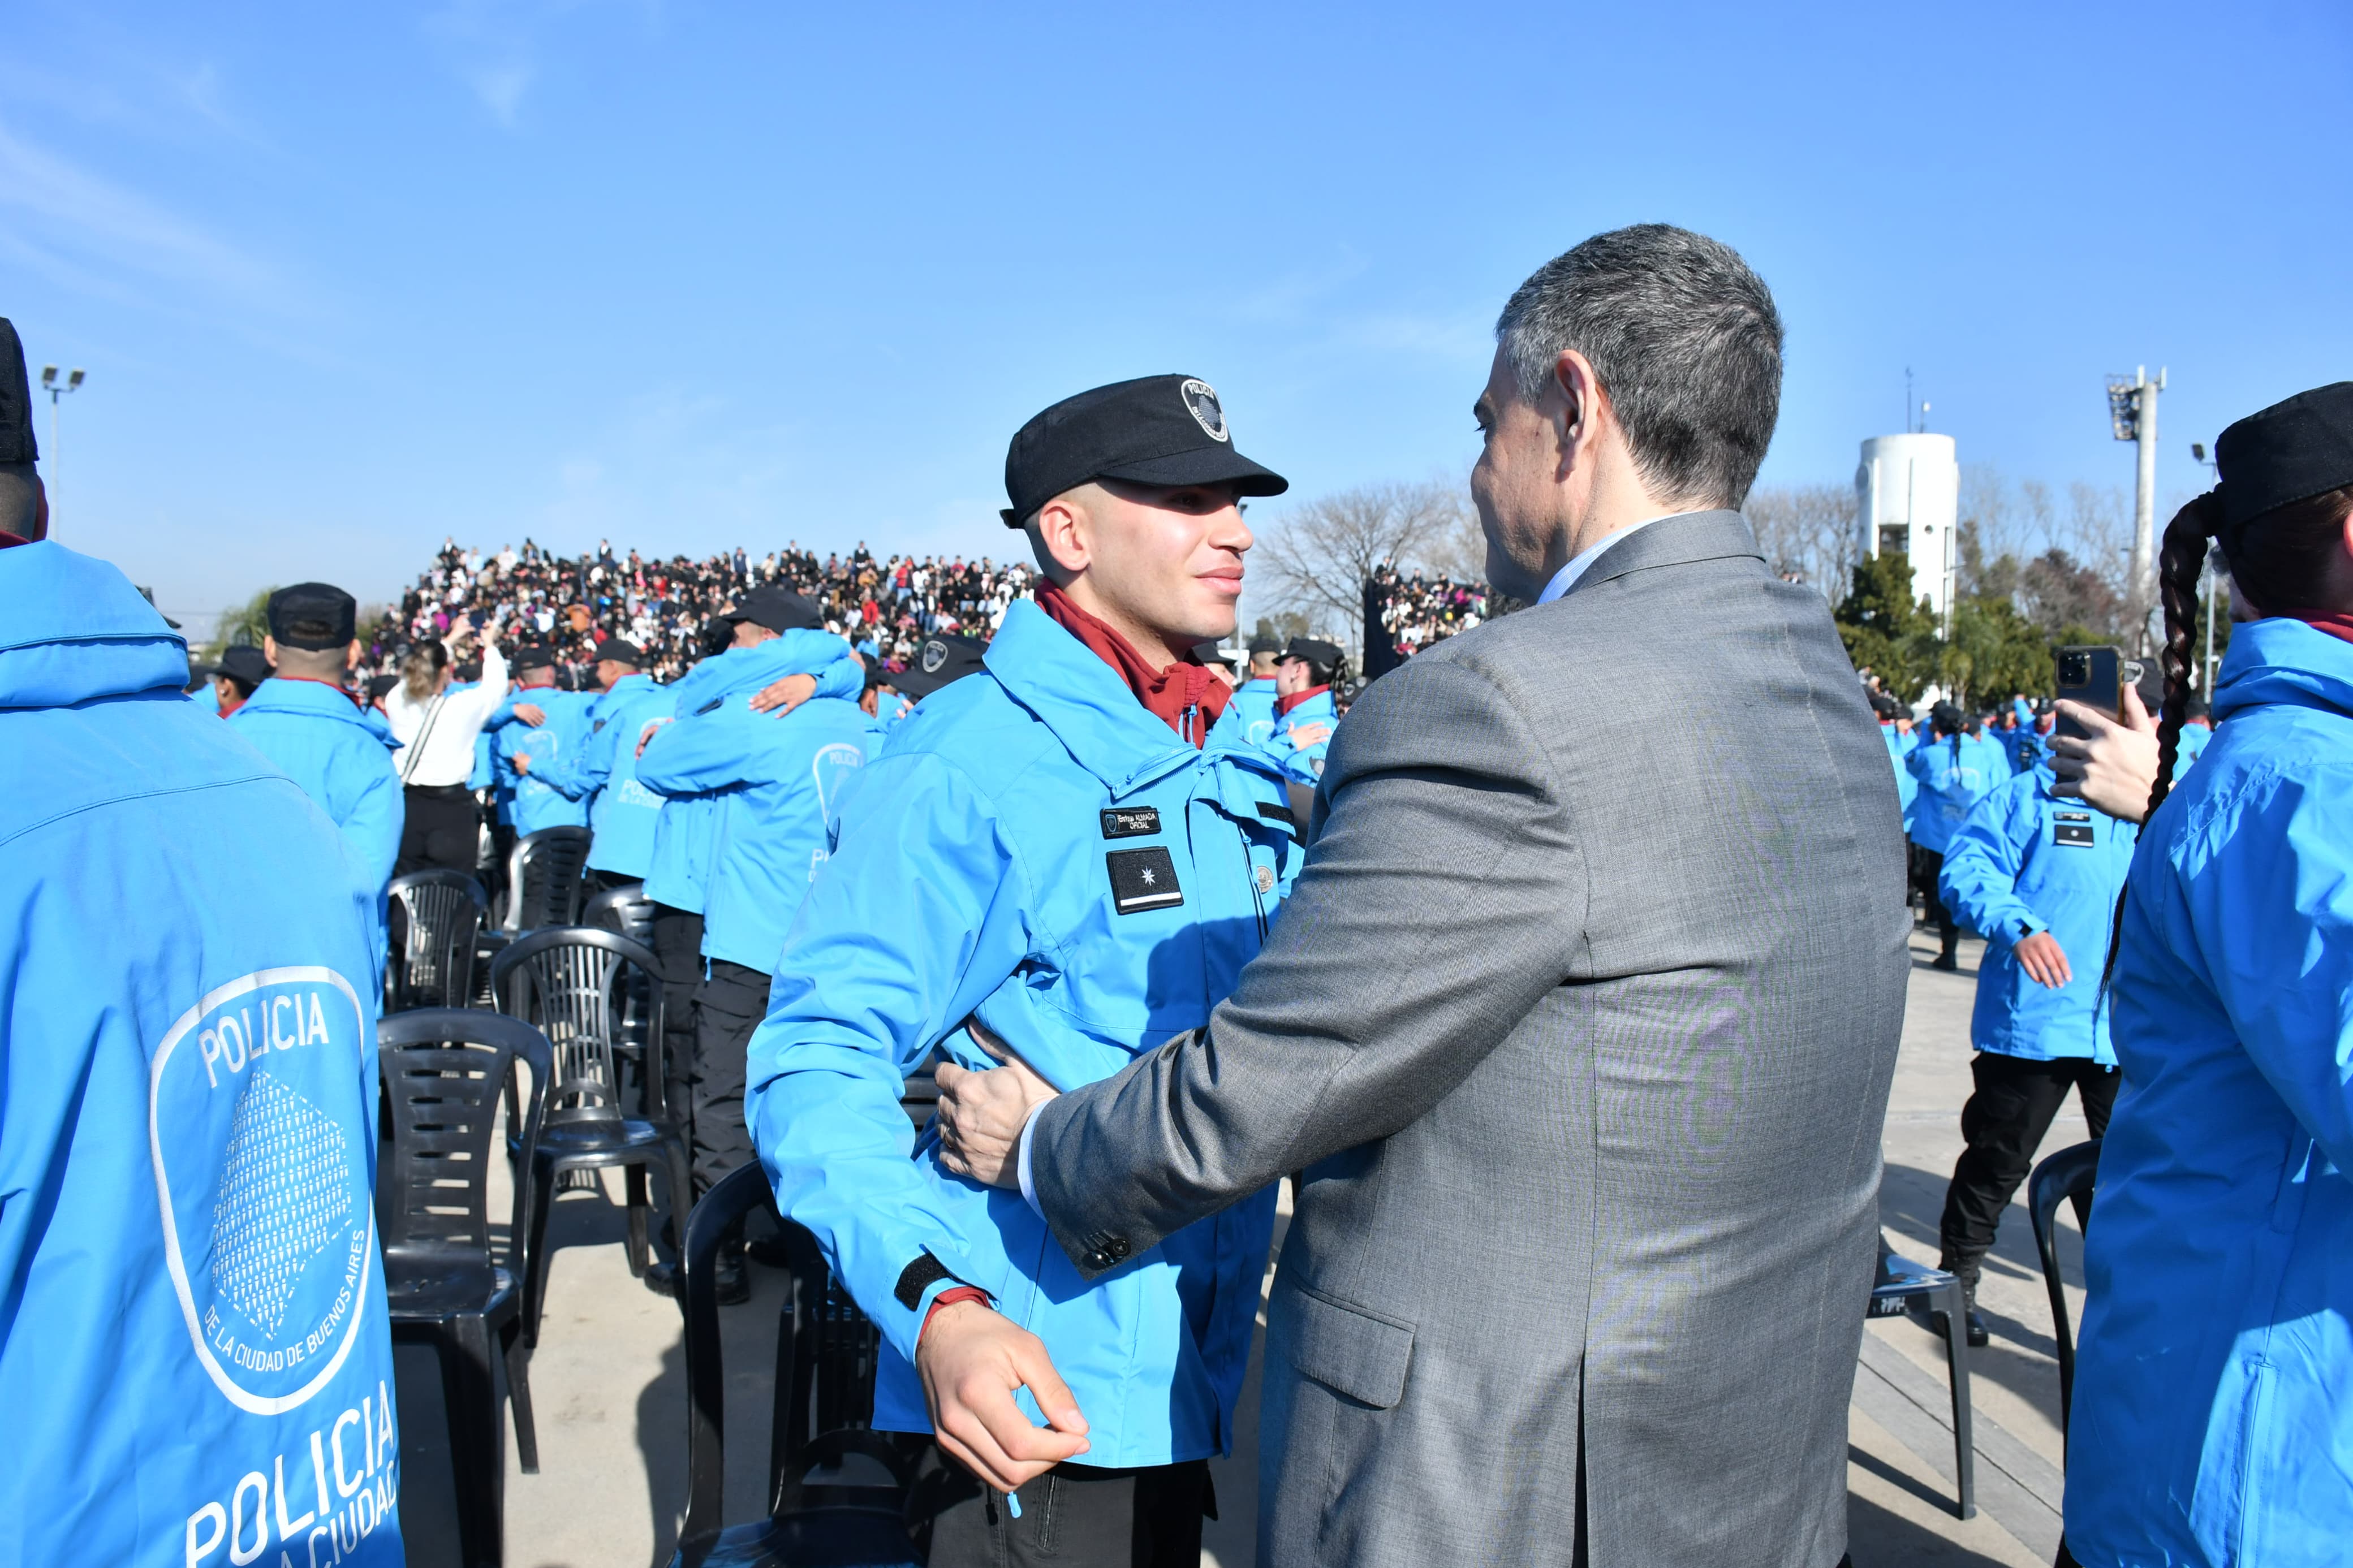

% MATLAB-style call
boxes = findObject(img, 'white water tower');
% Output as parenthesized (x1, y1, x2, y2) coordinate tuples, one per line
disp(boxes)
(1856, 433, 1959, 629)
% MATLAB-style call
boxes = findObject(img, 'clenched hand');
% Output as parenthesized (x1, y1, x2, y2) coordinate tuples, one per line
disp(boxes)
(935, 1019, 1058, 1191)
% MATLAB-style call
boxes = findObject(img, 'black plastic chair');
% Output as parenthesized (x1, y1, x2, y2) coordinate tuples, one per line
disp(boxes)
(378, 1008, 553, 1567)
(2028, 1138, 2102, 1444)
(584, 882, 658, 948)
(670, 1163, 917, 1568)
(499, 826, 593, 936)
(1869, 1240, 1976, 1519)
(387, 870, 490, 1013)
(489, 926, 691, 1344)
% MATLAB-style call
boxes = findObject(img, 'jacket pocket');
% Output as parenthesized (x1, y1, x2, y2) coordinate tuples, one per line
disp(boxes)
(1286, 1285, 1414, 1410)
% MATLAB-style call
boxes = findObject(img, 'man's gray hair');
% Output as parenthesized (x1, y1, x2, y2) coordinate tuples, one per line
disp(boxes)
(1497, 224, 1782, 510)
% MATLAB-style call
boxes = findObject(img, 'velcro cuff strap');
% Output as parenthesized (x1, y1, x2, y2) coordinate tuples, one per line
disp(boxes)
(894, 1251, 960, 1311)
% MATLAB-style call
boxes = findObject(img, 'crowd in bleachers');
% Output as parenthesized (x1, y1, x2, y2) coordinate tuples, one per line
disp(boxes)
(1364, 561, 1489, 663)
(372, 535, 1036, 684)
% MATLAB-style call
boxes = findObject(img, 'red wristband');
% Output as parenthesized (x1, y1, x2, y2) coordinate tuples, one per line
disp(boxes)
(921, 1285, 992, 1341)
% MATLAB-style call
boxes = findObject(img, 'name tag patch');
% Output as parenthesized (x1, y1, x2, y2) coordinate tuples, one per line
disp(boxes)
(2054, 823, 2096, 846)
(1100, 806, 1162, 840)
(1106, 847, 1183, 914)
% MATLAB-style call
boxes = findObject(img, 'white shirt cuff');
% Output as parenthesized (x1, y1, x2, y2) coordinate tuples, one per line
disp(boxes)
(1016, 1097, 1054, 1217)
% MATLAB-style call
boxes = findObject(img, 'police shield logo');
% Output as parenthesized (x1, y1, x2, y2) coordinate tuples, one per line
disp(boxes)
(1180, 380, 1229, 443)
(921, 640, 949, 675)
(149, 967, 376, 1414)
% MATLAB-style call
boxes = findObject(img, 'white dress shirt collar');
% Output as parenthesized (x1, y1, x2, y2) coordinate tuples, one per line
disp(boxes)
(1533, 511, 1704, 606)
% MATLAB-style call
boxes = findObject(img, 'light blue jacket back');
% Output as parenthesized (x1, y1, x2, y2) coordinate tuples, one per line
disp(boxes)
(745, 602, 1305, 1466)
(637, 694, 875, 972)
(1938, 767, 2135, 1062)
(2067, 618, 2353, 1565)
(641, 633, 859, 912)
(533, 672, 675, 879)
(497, 689, 592, 837)
(228, 676, 404, 914)
(0, 544, 403, 1567)
(1230, 676, 1278, 749)
(1906, 729, 2007, 852)
(1261, 685, 1336, 784)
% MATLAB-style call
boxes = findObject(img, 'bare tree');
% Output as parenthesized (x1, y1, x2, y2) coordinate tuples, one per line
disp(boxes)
(1253, 479, 1474, 655)
(1745, 482, 1859, 596)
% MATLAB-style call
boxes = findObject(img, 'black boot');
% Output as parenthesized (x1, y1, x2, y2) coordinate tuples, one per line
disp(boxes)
(1932, 928, 1960, 971)
(1929, 1255, 1990, 1348)
(714, 1242, 751, 1306)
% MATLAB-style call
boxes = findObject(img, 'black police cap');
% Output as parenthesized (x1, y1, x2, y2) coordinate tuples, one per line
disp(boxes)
(1247, 634, 1282, 656)
(0, 318, 34, 465)
(722, 585, 824, 634)
(1191, 639, 1237, 669)
(591, 637, 643, 666)
(1282, 636, 1343, 668)
(2216, 382, 2353, 530)
(511, 642, 558, 672)
(217, 645, 272, 686)
(1001, 374, 1288, 528)
(266, 582, 357, 650)
(897, 634, 988, 699)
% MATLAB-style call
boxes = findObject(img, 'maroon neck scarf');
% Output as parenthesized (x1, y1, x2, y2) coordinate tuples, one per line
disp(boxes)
(1035, 582, 1231, 747)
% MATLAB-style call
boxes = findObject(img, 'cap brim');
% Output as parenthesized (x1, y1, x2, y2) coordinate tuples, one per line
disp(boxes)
(1002, 448, 1289, 526)
(894, 666, 959, 699)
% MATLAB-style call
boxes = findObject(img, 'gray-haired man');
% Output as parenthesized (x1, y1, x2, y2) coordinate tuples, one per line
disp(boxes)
(935, 225, 1907, 1567)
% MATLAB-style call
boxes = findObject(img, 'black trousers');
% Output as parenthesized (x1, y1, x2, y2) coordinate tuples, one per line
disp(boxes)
(1910, 844, 1959, 948)
(906, 1447, 1209, 1568)
(649, 904, 704, 1141)
(691, 956, 768, 1198)
(397, 784, 480, 876)
(1940, 1051, 2119, 1267)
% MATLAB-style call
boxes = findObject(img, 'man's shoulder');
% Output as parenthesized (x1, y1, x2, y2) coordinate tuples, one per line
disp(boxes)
(877, 673, 1058, 788)
(2, 692, 318, 852)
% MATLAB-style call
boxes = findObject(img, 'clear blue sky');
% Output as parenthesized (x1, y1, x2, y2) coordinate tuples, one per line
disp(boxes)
(7, 1, 2348, 636)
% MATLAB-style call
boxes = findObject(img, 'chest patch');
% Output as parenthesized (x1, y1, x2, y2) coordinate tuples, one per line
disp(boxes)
(1106, 846, 1183, 914)
(1100, 806, 1162, 839)
(2054, 823, 2096, 846)
(1255, 799, 1295, 828)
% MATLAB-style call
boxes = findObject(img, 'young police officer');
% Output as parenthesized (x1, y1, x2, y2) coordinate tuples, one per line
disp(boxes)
(747, 375, 1299, 1565)
(1262, 633, 1344, 784)
(531, 636, 673, 891)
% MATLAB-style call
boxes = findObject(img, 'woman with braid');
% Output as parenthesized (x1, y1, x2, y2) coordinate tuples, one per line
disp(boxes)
(2061, 383, 2353, 1568)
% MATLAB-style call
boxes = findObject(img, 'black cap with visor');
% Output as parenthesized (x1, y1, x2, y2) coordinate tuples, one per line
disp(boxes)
(1001, 374, 1288, 527)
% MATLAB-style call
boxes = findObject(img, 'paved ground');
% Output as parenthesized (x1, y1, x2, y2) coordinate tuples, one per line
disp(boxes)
(393, 921, 2085, 1567)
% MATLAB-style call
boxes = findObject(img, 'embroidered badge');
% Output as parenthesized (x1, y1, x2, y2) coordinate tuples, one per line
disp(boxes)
(1106, 847, 1183, 914)
(921, 640, 949, 675)
(1100, 806, 1162, 840)
(1180, 379, 1229, 443)
(2054, 823, 2096, 846)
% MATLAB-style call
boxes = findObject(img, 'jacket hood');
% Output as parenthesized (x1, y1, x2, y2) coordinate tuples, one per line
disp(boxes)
(2211, 617, 2353, 724)
(235, 676, 399, 746)
(0, 541, 189, 708)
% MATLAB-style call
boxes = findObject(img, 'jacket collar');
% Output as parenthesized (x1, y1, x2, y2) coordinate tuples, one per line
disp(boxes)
(985, 601, 1280, 798)
(0, 541, 189, 707)
(2213, 616, 2353, 723)
(1562, 509, 1764, 598)
(239, 676, 372, 725)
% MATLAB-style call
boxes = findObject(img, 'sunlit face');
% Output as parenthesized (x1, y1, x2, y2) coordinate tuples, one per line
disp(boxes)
(1042, 479, 1252, 649)
(1469, 347, 1565, 603)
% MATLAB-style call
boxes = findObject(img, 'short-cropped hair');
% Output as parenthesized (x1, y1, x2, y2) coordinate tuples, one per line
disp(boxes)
(1497, 224, 1782, 510)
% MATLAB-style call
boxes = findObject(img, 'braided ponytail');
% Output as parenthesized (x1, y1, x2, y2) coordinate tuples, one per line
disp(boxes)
(2146, 493, 2225, 823)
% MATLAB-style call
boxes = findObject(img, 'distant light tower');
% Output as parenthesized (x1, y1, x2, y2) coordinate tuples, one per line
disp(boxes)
(2106, 365, 2164, 651)
(38, 365, 85, 507)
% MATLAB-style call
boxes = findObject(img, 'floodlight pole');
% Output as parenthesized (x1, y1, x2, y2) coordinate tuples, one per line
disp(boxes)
(38, 366, 86, 511)
(2107, 366, 2164, 653)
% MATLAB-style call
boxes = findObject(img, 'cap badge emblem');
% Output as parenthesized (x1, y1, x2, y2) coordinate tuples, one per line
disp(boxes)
(921, 640, 949, 675)
(1180, 379, 1229, 443)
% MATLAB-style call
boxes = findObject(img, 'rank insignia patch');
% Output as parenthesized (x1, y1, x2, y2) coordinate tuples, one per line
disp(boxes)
(1106, 847, 1183, 914)
(2054, 823, 2096, 846)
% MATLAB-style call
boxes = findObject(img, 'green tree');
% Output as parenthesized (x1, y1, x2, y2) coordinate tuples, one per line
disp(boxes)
(1941, 593, 2054, 709)
(1833, 554, 1940, 701)
(202, 585, 276, 662)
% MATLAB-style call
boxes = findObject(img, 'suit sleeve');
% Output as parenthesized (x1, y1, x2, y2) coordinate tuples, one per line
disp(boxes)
(1940, 781, 2044, 954)
(1029, 655, 1580, 1278)
(745, 751, 1035, 1359)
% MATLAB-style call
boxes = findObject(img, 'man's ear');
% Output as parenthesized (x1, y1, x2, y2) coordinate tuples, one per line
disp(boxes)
(262, 634, 281, 664)
(345, 640, 362, 670)
(1551, 349, 1603, 476)
(1032, 491, 1092, 580)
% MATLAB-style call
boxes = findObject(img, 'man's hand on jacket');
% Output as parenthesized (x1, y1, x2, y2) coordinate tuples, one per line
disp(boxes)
(748, 672, 819, 715)
(936, 1020, 1057, 1191)
(915, 1300, 1089, 1491)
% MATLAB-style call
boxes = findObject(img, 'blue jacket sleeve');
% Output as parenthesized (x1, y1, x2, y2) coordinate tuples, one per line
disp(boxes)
(535, 700, 620, 801)
(329, 747, 404, 895)
(635, 699, 787, 794)
(812, 656, 863, 703)
(744, 751, 1035, 1362)
(1940, 781, 2045, 955)
(2175, 768, 2353, 1174)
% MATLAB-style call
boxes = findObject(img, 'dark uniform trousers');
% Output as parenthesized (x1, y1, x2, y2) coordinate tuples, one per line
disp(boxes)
(1910, 843, 1960, 957)
(904, 1448, 1210, 1568)
(691, 956, 769, 1198)
(1940, 1049, 2119, 1269)
(648, 903, 705, 1154)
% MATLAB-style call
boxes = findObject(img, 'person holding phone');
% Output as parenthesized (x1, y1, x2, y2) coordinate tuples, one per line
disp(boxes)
(2061, 383, 2353, 1566)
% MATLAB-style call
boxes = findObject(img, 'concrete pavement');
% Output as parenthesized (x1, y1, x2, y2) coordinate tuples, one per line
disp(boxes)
(391, 921, 2088, 1566)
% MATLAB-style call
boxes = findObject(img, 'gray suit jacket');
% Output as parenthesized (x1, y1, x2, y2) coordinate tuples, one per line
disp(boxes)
(1028, 512, 1909, 1567)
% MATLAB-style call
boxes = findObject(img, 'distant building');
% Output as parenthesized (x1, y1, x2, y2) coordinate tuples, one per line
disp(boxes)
(1856, 433, 1959, 629)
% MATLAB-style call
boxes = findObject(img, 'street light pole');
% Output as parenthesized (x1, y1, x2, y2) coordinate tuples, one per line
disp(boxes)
(38, 365, 85, 511)
(2190, 440, 2223, 696)
(2107, 365, 2164, 653)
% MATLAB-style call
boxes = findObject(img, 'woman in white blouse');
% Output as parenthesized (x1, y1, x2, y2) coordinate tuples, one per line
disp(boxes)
(386, 621, 507, 874)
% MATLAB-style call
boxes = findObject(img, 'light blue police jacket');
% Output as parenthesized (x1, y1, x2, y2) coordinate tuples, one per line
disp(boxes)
(1261, 685, 1336, 784)
(0, 543, 402, 1567)
(1882, 723, 1919, 814)
(229, 676, 404, 900)
(532, 671, 675, 879)
(1938, 766, 2135, 1064)
(1230, 676, 1278, 749)
(497, 688, 592, 837)
(1906, 729, 2008, 853)
(745, 601, 1305, 1466)
(637, 694, 875, 973)
(2067, 617, 2353, 1566)
(641, 633, 859, 913)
